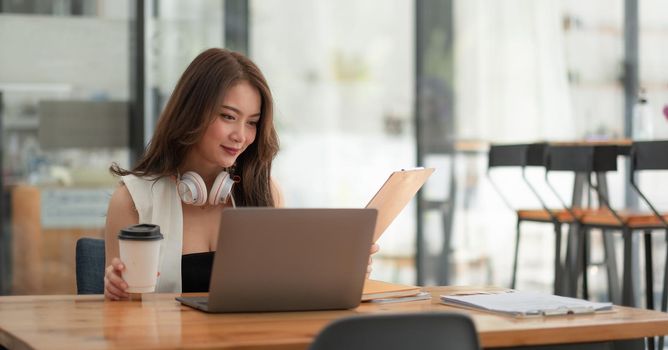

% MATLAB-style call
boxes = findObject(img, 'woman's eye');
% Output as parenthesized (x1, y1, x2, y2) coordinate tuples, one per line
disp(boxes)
(247, 120, 259, 127)
(220, 114, 234, 121)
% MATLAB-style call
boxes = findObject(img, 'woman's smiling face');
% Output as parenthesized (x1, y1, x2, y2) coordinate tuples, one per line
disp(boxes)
(193, 80, 262, 168)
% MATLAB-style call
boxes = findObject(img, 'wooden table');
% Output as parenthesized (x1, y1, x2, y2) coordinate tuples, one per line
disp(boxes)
(1, 286, 668, 350)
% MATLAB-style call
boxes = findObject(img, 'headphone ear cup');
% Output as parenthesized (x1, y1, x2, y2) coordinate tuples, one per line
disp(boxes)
(177, 171, 208, 206)
(209, 171, 234, 206)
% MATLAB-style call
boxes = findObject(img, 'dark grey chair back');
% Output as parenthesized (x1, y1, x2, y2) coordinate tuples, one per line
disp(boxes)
(544, 145, 618, 173)
(309, 312, 479, 350)
(631, 140, 668, 171)
(488, 144, 529, 168)
(487, 143, 550, 212)
(543, 144, 620, 221)
(629, 140, 668, 350)
(629, 140, 668, 228)
(75, 238, 105, 294)
(487, 142, 547, 169)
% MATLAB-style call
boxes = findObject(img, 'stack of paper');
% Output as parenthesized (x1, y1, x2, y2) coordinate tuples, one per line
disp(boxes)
(362, 280, 431, 304)
(440, 290, 613, 317)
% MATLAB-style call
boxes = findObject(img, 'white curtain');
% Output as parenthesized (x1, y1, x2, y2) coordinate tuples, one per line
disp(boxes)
(455, 0, 575, 142)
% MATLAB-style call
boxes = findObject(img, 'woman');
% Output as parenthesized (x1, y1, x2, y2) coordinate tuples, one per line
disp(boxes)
(104, 48, 378, 300)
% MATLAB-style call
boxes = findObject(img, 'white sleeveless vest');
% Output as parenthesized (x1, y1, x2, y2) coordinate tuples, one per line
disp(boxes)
(122, 174, 183, 293)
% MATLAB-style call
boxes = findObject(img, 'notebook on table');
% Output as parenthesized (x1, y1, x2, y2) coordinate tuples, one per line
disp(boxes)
(362, 279, 431, 304)
(362, 279, 423, 301)
(176, 208, 377, 313)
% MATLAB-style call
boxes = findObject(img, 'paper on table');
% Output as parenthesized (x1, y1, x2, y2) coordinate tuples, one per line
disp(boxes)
(440, 290, 613, 317)
(368, 292, 432, 304)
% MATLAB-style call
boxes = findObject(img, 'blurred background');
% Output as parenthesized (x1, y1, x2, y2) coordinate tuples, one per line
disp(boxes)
(0, 0, 667, 299)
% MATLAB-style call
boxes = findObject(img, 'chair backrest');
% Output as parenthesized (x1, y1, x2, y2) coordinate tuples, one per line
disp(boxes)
(631, 140, 668, 171)
(75, 237, 105, 294)
(544, 145, 618, 173)
(308, 312, 479, 350)
(525, 143, 548, 166)
(488, 143, 547, 169)
(488, 144, 529, 168)
(543, 144, 623, 223)
(487, 143, 552, 212)
(629, 141, 668, 227)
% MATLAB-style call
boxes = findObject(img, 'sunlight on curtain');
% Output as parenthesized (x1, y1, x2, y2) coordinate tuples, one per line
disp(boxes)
(251, 0, 417, 284)
(455, 0, 575, 142)
(447, 0, 577, 291)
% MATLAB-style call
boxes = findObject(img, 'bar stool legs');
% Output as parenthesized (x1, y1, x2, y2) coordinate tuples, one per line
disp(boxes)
(511, 219, 521, 289)
(564, 222, 580, 297)
(572, 225, 593, 300)
(643, 230, 656, 350)
(622, 228, 641, 307)
(582, 228, 590, 300)
(603, 231, 621, 305)
(659, 230, 668, 350)
(553, 223, 563, 295)
(576, 227, 622, 304)
(511, 219, 565, 295)
(643, 230, 654, 310)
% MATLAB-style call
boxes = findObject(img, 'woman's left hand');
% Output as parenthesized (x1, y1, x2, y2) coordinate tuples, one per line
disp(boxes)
(366, 243, 380, 279)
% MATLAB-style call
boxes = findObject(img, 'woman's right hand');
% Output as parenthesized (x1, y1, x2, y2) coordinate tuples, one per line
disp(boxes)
(104, 257, 129, 300)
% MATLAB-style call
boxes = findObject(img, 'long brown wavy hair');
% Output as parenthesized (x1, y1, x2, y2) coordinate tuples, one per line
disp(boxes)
(111, 48, 279, 207)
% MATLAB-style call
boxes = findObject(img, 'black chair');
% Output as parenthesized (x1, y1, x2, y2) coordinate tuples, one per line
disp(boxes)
(543, 144, 621, 302)
(561, 143, 668, 309)
(308, 312, 479, 350)
(545, 142, 668, 350)
(629, 141, 668, 314)
(75, 238, 106, 294)
(488, 143, 575, 293)
(628, 141, 668, 350)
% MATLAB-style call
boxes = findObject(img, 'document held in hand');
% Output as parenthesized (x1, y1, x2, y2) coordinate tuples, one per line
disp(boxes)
(440, 290, 613, 317)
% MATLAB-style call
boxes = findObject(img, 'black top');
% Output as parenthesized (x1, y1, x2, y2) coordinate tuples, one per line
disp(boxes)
(181, 252, 215, 293)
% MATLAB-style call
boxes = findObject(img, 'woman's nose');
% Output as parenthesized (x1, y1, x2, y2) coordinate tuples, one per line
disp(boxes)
(230, 124, 245, 143)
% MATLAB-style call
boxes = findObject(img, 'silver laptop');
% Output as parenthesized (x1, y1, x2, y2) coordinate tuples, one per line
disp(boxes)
(176, 208, 377, 313)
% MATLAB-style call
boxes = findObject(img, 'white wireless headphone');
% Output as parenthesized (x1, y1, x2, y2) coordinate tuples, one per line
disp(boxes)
(176, 171, 236, 207)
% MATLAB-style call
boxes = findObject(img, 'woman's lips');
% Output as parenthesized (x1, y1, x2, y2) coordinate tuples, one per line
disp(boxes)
(222, 146, 240, 155)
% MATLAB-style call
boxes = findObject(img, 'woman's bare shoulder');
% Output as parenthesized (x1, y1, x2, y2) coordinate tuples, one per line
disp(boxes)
(107, 182, 139, 220)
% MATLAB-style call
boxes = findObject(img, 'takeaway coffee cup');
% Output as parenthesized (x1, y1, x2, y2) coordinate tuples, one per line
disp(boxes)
(118, 224, 164, 293)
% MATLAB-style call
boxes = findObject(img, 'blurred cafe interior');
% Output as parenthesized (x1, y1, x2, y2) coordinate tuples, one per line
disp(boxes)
(0, 0, 667, 313)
